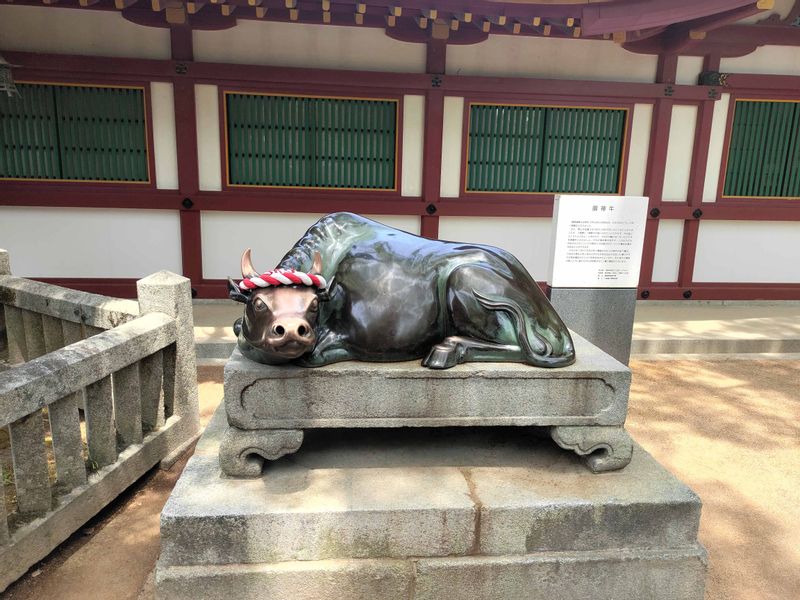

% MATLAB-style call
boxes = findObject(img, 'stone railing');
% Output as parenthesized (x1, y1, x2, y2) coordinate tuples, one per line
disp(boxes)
(0, 249, 199, 592)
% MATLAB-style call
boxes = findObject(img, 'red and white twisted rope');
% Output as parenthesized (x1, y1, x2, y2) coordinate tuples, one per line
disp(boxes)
(239, 269, 327, 291)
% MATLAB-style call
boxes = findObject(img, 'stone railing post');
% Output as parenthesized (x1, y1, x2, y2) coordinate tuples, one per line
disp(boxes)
(1, 250, 27, 365)
(136, 271, 200, 461)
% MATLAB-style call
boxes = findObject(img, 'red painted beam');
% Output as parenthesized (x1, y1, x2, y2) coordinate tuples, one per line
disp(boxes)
(715, 73, 800, 93)
(170, 28, 204, 286)
(642, 283, 800, 301)
(581, 0, 757, 37)
(638, 54, 677, 291)
(440, 76, 710, 101)
(5, 50, 715, 102)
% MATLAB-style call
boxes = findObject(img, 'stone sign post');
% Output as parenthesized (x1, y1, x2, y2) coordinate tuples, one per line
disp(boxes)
(547, 195, 648, 365)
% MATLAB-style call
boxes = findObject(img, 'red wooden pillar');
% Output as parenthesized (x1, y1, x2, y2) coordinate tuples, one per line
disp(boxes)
(638, 54, 677, 294)
(420, 39, 446, 240)
(171, 27, 203, 289)
(676, 55, 721, 296)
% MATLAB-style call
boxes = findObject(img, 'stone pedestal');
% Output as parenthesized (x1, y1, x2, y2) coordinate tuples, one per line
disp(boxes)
(220, 331, 634, 476)
(156, 406, 707, 599)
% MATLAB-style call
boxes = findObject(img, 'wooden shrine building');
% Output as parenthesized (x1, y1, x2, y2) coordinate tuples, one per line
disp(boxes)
(1, 0, 799, 300)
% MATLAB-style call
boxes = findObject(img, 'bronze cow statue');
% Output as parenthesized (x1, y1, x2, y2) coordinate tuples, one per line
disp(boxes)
(228, 212, 575, 369)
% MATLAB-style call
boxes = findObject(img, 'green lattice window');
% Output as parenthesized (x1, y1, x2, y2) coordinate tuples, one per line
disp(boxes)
(723, 99, 800, 198)
(0, 83, 148, 182)
(226, 93, 397, 189)
(466, 104, 627, 194)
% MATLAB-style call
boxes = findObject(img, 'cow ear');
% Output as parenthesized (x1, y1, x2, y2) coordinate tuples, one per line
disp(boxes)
(312, 251, 324, 275)
(228, 278, 250, 304)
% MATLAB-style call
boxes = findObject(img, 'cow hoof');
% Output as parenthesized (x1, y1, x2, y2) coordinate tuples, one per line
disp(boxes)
(422, 343, 461, 369)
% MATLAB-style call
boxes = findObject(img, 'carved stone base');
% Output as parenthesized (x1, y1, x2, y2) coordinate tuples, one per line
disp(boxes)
(219, 426, 304, 477)
(550, 426, 634, 473)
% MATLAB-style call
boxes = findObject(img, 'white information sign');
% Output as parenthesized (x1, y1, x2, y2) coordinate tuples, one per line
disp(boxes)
(548, 195, 649, 288)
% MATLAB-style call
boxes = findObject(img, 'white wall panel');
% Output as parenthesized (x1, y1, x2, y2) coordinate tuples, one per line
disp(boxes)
(151, 82, 179, 190)
(651, 220, 684, 283)
(447, 37, 657, 83)
(0, 5, 170, 59)
(720, 46, 800, 76)
(196, 84, 222, 192)
(693, 221, 800, 283)
(440, 97, 465, 198)
(401, 95, 425, 197)
(662, 105, 698, 202)
(624, 103, 653, 196)
(194, 22, 425, 72)
(702, 93, 731, 203)
(438, 217, 552, 281)
(0, 208, 181, 278)
(675, 56, 704, 85)
(201, 212, 420, 279)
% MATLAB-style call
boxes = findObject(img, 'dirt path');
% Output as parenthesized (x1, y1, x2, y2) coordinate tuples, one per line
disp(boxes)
(626, 358, 800, 600)
(2, 359, 798, 600)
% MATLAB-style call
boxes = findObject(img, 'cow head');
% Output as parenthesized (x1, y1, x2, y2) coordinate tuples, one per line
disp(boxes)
(229, 249, 325, 364)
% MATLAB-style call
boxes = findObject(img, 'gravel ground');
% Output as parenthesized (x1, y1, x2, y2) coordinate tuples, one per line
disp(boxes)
(3, 359, 798, 600)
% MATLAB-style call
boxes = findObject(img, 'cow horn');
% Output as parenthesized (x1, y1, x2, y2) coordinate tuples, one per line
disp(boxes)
(241, 248, 259, 278)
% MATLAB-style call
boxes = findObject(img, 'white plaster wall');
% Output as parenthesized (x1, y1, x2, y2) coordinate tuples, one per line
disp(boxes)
(440, 96, 465, 198)
(0, 5, 170, 59)
(662, 104, 698, 202)
(675, 56, 704, 86)
(193, 22, 425, 72)
(401, 95, 424, 197)
(720, 46, 800, 76)
(624, 103, 653, 196)
(0, 207, 181, 278)
(702, 93, 731, 203)
(651, 220, 684, 283)
(201, 212, 420, 279)
(438, 217, 552, 280)
(151, 82, 179, 190)
(196, 84, 223, 192)
(693, 221, 800, 283)
(447, 37, 657, 83)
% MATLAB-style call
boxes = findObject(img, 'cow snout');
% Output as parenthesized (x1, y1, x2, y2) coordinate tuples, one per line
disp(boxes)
(270, 317, 314, 344)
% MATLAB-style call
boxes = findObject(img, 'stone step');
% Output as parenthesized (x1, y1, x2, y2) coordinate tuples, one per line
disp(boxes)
(160, 407, 702, 569)
(157, 547, 707, 600)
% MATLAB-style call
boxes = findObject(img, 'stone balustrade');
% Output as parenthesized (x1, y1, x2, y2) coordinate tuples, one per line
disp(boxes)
(0, 249, 200, 592)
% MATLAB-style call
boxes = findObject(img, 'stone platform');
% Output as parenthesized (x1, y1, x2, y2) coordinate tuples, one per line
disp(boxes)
(156, 405, 707, 599)
(220, 331, 635, 475)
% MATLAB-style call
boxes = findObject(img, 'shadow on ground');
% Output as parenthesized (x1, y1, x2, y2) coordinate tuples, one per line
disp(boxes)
(627, 358, 800, 600)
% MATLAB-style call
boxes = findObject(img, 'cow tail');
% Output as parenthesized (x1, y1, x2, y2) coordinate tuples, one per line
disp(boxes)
(472, 290, 575, 368)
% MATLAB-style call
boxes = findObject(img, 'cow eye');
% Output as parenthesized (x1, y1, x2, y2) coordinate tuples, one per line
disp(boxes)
(309, 298, 319, 312)
(253, 297, 267, 311)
